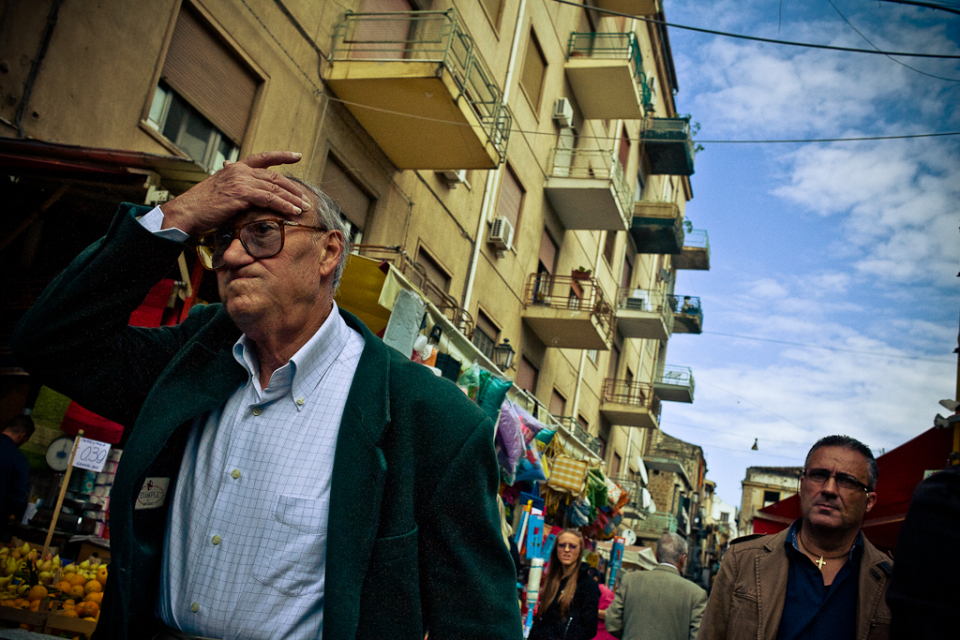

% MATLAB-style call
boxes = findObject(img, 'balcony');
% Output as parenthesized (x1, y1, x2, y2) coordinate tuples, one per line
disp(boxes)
(641, 116, 696, 176)
(630, 200, 684, 254)
(553, 416, 603, 456)
(636, 511, 677, 536)
(544, 147, 633, 231)
(600, 379, 660, 429)
(521, 273, 615, 350)
(594, 0, 661, 16)
(326, 10, 510, 170)
(673, 229, 711, 270)
(564, 32, 651, 120)
(654, 365, 695, 403)
(669, 294, 703, 334)
(614, 288, 674, 340)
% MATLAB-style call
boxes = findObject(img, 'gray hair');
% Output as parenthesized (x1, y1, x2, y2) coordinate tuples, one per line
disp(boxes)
(805, 435, 879, 490)
(286, 176, 350, 292)
(655, 532, 687, 565)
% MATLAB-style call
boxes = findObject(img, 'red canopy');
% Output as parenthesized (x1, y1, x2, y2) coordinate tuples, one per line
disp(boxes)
(753, 427, 956, 552)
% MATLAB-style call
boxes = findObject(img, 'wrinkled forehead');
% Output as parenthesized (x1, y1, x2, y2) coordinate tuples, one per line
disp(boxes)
(807, 446, 869, 478)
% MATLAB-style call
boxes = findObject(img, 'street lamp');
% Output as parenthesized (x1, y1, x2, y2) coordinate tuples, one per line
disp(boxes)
(494, 338, 515, 371)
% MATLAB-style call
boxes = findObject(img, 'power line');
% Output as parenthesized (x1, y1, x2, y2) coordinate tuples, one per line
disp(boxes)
(552, 0, 960, 59)
(877, 0, 960, 15)
(696, 379, 823, 435)
(702, 331, 953, 363)
(696, 131, 960, 143)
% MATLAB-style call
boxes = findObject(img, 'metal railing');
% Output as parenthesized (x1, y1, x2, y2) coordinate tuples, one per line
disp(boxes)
(552, 416, 603, 455)
(547, 147, 634, 218)
(330, 10, 511, 162)
(657, 365, 694, 389)
(352, 244, 475, 337)
(668, 294, 702, 317)
(523, 273, 616, 342)
(637, 511, 677, 534)
(601, 378, 658, 413)
(616, 287, 675, 331)
(566, 32, 652, 105)
(682, 229, 709, 250)
(610, 475, 644, 510)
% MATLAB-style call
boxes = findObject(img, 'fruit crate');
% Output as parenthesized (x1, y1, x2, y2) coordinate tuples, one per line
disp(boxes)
(0, 599, 98, 636)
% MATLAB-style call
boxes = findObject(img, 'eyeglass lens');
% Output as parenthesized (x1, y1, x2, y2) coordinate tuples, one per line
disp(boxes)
(557, 543, 579, 550)
(198, 221, 284, 270)
(805, 469, 866, 491)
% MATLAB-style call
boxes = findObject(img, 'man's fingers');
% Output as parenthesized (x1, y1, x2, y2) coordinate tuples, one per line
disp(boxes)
(240, 150, 303, 170)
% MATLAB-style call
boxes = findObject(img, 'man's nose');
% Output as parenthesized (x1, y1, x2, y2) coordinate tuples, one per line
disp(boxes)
(221, 237, 252, 267)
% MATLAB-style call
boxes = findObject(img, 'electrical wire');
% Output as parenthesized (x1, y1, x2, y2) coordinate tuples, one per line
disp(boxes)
(701, 331, 954, 363)
(551, 0, 960, 59)
(826, 0, 960, 81)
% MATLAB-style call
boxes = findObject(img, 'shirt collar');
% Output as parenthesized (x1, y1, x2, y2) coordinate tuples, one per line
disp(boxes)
(233, 302, 351, 409)
(785, 519, 864, 563)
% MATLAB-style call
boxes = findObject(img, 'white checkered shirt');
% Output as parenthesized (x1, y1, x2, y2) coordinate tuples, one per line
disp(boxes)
(155, 303, 364, 640)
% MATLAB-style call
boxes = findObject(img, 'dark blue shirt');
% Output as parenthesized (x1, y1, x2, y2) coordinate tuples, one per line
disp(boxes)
(1, 432, 30, 540)
(775, 521, 863, 640)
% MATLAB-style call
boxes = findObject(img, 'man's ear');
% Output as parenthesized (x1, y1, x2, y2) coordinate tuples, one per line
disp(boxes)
(865, 490, 878, 513)
(318, 230, 345, 277)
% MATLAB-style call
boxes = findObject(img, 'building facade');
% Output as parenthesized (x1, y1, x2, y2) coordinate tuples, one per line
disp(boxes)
(0, 0, 709, 507)
(738, 466, 803, 535)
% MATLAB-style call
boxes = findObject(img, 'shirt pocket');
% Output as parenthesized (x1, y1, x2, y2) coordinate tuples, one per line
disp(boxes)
(252, 495, 328, 596)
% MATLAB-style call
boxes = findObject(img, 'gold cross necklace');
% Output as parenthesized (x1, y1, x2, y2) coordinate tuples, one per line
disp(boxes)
(798, 532, 848, 570)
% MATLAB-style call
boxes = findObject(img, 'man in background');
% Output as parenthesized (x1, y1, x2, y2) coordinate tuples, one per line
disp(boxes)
(1, 415, 34, 542)
(604, 532, 707, 640)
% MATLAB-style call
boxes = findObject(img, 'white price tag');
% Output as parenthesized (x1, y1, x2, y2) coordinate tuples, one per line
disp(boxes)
(72, 437, 111, 472)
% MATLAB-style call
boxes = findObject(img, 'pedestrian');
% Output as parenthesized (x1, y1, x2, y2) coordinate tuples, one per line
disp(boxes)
(12, 151, 521, 640)
(586, 567, 617, 640)
(529, 529, 600, 640)
(698, 435, 892, 640)
(1, 415, 34, 542)
(604, 532, 707, 640)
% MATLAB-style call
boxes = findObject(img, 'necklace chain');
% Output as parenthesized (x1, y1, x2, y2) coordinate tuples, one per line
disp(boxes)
(797, 532, 848, 570)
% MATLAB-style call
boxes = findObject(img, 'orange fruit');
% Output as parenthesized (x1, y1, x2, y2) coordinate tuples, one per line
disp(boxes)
(26, 585, 48, 602)
(54, 581, 73, 594)
(64, 598, 75, 605)
(83, 591, 102, 604)
(96, 566, 108, 586)
(78, 601, 99, 617)
(68, 574, 87, 588)
(58, 609, 79, 618)
(29, 599, 41, 611)
(83, 580, 102, 595)
(68, 585, 85, 599)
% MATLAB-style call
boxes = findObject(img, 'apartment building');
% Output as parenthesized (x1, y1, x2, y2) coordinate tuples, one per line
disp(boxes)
(0, 0, 708, 501)
(739, 466, 803, 535)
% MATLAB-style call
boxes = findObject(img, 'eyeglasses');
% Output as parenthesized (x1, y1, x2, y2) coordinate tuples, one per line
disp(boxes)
(803, 468, 871, 493)
(195, 219, 326, 271)
(556, 543, 579, 550)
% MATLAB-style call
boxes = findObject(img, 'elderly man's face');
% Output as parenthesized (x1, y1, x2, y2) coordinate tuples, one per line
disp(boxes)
(800, 446, 876, 536)
(215, 205, 336, 330)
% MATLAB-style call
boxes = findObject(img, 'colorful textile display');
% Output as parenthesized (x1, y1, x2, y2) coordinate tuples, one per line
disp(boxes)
(547, 455, 588, 494)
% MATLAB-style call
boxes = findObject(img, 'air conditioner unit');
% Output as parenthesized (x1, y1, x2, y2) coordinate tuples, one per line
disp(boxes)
(488, 216, 515, 253)
(552, 97, 574, 128)
(439, 169, 468, 188)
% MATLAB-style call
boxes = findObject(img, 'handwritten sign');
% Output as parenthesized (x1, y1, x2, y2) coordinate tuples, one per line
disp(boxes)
(72, 437, 111, 472)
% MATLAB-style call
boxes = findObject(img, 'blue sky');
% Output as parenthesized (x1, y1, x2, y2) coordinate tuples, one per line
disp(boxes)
(655, 0, 960, 507)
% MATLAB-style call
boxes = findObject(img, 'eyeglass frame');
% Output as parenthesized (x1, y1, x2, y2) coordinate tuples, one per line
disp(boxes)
(556, 542, 580, 550)
(195, 218, 327, 271)
(802, 468, 872, 494)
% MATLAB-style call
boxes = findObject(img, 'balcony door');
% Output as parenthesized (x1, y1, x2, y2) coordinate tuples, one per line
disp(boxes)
(351, 0, 414, 60)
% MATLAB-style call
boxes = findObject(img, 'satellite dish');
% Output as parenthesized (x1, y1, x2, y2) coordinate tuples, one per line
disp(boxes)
(622, 529, 637, 547)
(45, 436, 75, 472)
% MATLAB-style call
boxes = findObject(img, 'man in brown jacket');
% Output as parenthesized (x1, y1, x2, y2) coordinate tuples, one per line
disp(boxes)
(698, 435, 892, 640)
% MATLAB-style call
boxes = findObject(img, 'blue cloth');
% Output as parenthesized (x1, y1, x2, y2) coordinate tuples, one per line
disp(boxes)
(776, 521, 863, 640)
(0, 433, 30, 541)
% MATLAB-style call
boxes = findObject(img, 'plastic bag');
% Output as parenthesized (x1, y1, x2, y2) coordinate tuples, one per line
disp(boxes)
(495, 400, 525, 484)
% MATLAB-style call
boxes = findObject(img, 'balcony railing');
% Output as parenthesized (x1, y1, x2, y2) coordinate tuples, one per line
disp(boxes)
(641, 116, 696, 176)
(602, 379, 659, 413)
(352, 244, 475, 337)
(566, 32, 651, 104)
(631, 200, 684, 254)
(328, 10, 511, 166)
(674, 228, 710, 270)
(522, 273, 616, 348)
(553, 416, 603, 455)
(614, 287, 675, 340)
(637, 511, 677, 535)
(654, 365, 695, 403)
(547, 147, 634, 224)
(609, 475, 644, 511)
(668, 294, 703, 334)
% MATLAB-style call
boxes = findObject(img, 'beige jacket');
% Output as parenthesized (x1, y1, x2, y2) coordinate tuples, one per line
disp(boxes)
(697, 527, 892, 640)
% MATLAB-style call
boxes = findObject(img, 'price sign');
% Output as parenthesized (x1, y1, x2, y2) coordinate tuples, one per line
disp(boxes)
(73, 437, 111, 472)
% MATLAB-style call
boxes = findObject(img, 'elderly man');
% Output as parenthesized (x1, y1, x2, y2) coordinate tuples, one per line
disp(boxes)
(604, 532, 707, 640)
(1, 415, 35, 542)
(698, 435, 892, 640)
(12, 152, 521, 640)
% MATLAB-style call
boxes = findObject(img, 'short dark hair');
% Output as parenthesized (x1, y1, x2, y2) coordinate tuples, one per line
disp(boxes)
(805, 435, 878, 490)
(4, 415, 35, 437)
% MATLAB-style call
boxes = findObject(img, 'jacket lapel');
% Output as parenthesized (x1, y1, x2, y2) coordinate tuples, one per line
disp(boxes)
(324, 309, 391, 640)
(757, 532, 790, 640)
(856, 538, 891, 640)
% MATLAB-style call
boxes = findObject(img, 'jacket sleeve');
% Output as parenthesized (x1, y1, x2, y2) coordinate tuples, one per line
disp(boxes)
(604, 579, 626, 638)
(697, 547, 738, 640)
(690, 586, 709, 640)
(10, 204, 218, 429)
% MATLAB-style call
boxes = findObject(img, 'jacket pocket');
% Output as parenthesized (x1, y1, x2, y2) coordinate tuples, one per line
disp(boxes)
(356, 527, 422, 639)
(251, 495, 328, 596)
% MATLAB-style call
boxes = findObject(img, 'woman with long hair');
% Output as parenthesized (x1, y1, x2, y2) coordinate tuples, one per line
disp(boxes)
(529, 529, 600, 640)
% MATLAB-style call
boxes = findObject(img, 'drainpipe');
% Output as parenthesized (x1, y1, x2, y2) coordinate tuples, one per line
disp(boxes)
(462, 0, 526, 311)
(15, 0, 64, 138)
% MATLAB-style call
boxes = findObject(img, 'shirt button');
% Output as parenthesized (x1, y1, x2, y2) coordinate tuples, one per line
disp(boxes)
(231, 469, 241, 479)
(212, 535, 222, 546)
(252, 407, 262, 416)
(191, 602, 200, 613)
(296, 397, 305, 406)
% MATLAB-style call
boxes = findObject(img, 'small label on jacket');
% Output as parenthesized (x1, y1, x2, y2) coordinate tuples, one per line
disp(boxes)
(135, 477, 170, 510)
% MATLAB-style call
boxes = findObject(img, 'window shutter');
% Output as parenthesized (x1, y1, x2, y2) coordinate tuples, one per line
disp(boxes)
(538, 229, 557, 274)
(497, 166, 523, 229)
(161, 6, 258, 144)
(322, 156, 371, 230)
(517, 357, 539, 394)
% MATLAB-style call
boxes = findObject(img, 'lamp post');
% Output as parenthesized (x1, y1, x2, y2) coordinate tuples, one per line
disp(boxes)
(494, 338, 515, 371)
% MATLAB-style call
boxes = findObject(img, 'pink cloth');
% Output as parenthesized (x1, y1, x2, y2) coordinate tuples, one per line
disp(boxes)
(592, 584, 617, 640)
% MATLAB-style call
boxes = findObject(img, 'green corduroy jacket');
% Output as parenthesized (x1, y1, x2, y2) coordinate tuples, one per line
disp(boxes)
(12, 204, 522, 640)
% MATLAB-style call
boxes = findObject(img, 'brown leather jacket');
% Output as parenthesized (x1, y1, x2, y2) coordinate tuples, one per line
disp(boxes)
(698, 526, 892, 640)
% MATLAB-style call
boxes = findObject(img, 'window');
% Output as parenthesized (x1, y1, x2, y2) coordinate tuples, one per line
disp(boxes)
(520, 30, 547, 110)
(550, 389, 566, 417)
(598, 434, 607, 459)
(612, 453, 622, 475)
(634, 170, 646, 202)
(621, 252, 633, 292)
(416, 248, 451, 306)
(148, 4, 258, 171)
(496, 164, 525, 233)
(720, 512, 730, 523)
(322, 154, 372, 244)
(517, 356, 539, 394)
(538, 229, 558, 275)
(763, 491, 780, 507)
(608, 343, 621, 380)
(473, 310, 499, 361)
(587, 349, 599, 364)
(577, 414, 588, 431)
(618, 128, 630, 170)
(603, 231, 617, 265)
